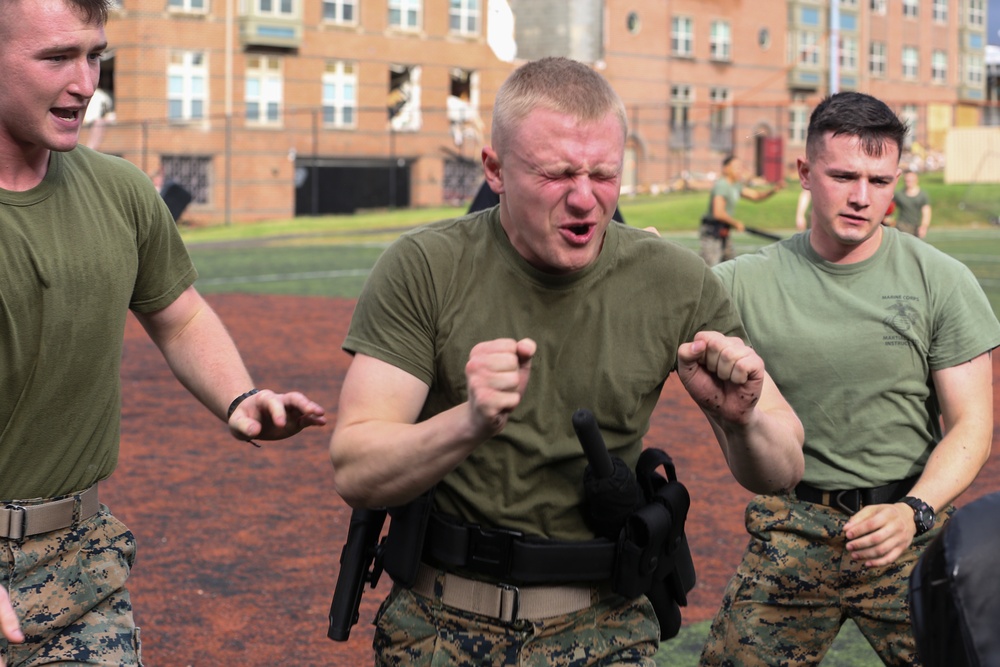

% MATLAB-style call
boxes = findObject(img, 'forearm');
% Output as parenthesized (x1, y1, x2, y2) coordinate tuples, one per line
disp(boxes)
(908, 425, 991, 512)
(712, 406, 804, 494)
(330, 403, 484, 508)
(135, 289, 254, 420)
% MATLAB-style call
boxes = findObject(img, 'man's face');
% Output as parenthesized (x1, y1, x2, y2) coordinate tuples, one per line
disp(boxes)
(484, 106, 624, 274)
(799, 132, 900, 261)
(723, 158, 743, 182)
(0, 0, 106, 159)
(904, 171, 919, 189)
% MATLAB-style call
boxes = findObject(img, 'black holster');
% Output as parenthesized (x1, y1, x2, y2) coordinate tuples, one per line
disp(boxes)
(613, 447, 696, 640)
(382, 488, 436, 588)
(701, 216, 731, 239)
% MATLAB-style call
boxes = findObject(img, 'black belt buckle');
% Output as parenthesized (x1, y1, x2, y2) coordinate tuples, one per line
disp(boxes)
(466, 524, 521, 578)
(833, 490, 862, 515)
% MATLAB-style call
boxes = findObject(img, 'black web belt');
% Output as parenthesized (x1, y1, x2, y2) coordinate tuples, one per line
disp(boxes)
(422, 513, 616, 584)
(794, 475, 919, 515)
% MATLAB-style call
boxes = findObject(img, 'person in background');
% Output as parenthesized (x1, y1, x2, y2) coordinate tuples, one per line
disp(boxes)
(699, 155, 783, 266)
(886, 169, 932, 238)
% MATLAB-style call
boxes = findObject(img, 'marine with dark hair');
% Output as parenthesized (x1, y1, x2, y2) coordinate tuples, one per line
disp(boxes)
(700, 91, 1000, 666)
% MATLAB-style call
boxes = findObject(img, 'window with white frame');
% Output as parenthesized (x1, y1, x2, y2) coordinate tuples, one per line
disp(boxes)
(870, 0, 886, 14)
(322, 0, 355, 23)
(902, 46, 918, 79)
(931, 50, 947, 84)
(900, 104, 917, 148)
(869, 41, 886, 76)
(389, 0, 421, 30)
(167, 50, 207, 121)
(840, 0, 858, 7)
(710, 21, 731, 61)
(798, 31, 821, 66)
(255, 0, 294, 16)
(840, 36, 857, 71)
(245, 55, 283, 125)
(669, 84, 692, 148)
(709, 87, 732, 151)
(322, 60, 356, 128)
(449, 0, 479, 35)
(388, 64, 421, 131)
(447, 68, 481, 146)
(965, 54, 984, 85)
(932, 0, 947, 21)
(168, 0, 207, 11)
(967, 0, 984, 26)
(672, 16, 693, 57)
(789, 105, 808, 145)
(903, 0, 918, 18)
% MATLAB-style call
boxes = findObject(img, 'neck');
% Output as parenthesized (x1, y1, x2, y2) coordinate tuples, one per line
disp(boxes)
(0, 143, 51, 192)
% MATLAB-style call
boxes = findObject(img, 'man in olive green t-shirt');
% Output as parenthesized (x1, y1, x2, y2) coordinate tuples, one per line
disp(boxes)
(0, 2, 326, 664)
(702, 92, 999, 667)
(330, 57, 805, 666)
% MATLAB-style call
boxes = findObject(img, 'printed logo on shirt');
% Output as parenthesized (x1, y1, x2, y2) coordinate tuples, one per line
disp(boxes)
(882, 296, 919, 347)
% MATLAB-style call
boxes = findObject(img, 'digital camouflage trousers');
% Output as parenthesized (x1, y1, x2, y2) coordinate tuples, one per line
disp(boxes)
(700, 493, 948, 667)
(373, 580, 660, 666)
(1, 505, 142, 667)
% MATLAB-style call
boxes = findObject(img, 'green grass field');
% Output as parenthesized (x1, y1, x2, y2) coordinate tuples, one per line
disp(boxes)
(182, 174, 999, 665)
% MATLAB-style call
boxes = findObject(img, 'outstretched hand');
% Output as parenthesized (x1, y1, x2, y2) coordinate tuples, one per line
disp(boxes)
(676, 331, 764, 426)
(0, 587, 23, 665)
(228, 389, 327, 444)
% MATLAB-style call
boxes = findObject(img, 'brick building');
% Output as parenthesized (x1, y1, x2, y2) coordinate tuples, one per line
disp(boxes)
(87, 0, 990, 224)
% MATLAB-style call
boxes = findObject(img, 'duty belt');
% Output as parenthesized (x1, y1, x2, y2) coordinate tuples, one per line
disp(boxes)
(1, 485, 100, 540)
(794, 475, 918, 515)
(422, 513, 617, 584)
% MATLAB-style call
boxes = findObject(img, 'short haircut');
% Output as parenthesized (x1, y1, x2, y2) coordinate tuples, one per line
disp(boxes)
(722, 155, 737, 168)
(0, 0, 110, 27)
(491, 57, 627, 158)
(805, 92, 907, 162)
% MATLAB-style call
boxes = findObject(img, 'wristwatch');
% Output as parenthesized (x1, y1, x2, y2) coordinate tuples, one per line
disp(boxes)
(900, 496, 935, 536)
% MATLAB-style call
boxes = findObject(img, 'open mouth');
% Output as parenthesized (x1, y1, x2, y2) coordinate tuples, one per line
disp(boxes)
(567, 223, 590, 237)
(52, 108, 80, 121)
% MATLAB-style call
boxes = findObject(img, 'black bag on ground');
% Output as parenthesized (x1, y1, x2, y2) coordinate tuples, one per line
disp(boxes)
(909, 491, 1000, 667)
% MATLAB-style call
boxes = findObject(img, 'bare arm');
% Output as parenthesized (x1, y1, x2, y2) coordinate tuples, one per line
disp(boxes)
(845, 352, 993, 566)
(740, 181, 782, 203)
(330, 339, 536, 508)
(676, 331, 805, 493)
(795, 190, 810, 231)
(918, 203, 932, 239)
(133, 285, 326, 442)
(711, 194, 744, 231)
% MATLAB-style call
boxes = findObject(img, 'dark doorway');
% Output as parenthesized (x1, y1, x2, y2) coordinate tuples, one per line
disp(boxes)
(294, 158, 411, 215)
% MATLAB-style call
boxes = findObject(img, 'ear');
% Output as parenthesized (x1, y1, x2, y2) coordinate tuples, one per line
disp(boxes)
(482, 146, 504, 195)
(797, 157, 810, 191)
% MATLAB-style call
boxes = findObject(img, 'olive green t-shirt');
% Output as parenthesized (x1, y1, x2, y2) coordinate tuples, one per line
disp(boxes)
(714, 228, 1000, 489)
(344, 207, 745, 540)
(0, 147, 197, 500)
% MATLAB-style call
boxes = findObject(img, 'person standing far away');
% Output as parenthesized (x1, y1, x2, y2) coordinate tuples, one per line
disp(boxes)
(328, 55, 805, 667)
(698, 155, 783, 266)
(886, 169, 932, 238)
(700, 91, 1000, 667)
(0, 1, 326, 665)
